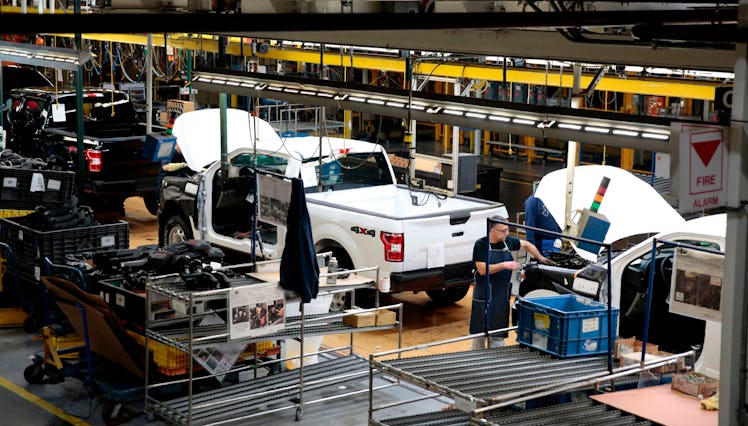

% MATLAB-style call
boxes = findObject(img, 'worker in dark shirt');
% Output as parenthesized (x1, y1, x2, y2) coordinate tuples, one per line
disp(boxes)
(470, 215, 552, 350)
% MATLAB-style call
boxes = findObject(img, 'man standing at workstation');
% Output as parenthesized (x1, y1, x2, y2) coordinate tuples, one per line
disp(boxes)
(470, 215, 553, 350)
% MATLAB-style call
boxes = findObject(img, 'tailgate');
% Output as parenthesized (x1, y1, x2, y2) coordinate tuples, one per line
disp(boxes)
(400, 206, 507, 272)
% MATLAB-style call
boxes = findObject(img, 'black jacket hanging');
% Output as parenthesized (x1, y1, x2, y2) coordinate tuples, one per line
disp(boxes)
(279, 177, 320, 303)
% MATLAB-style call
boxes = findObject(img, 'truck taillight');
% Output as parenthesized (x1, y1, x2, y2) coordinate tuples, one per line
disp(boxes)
(85, 149, 102, 172)
(380, 232, 403, 262)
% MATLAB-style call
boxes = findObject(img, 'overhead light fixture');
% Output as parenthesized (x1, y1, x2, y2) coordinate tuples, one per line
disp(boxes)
(612, 129, 638, 137)
(0, 40, 92, 71)
(642, 132, 670, 140)
(189, 69, 673, 153)
(585, 126, 610, 134)
(513, 118, 535, 126)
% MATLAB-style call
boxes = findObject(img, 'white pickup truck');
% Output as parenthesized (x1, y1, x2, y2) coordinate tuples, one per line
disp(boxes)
(158, 108, 507, 307)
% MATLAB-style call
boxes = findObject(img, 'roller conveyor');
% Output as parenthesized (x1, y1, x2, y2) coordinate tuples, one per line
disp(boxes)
(375, 345, 610, 403)
(379, 397, 653, 426)
(148, 355, 370, 425)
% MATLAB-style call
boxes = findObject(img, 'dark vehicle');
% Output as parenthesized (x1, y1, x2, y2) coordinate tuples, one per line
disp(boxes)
(1, 65, 53, 99)
(5, 86, 164, 215)
(1, 65, 53, 140)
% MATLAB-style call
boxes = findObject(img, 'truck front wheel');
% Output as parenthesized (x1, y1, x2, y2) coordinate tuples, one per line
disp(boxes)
(426, 285, 470, 306)
(162, 214, 193, 245)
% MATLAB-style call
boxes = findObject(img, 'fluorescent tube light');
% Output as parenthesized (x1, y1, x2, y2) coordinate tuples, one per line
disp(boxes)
(367, 99, 386, 105)
(513, 118, 535, 125)
(585, 126, 610, 133)
(443, 109, 463, 116)
(488, 115, 510, 122)
(386, 101, 405, 108)
(612, 129, 638, 137)
(642, 132, 670, 140)
(348, 96, 366, 102)
(465, 112, 487, 119)
(558, 123, 582, 130)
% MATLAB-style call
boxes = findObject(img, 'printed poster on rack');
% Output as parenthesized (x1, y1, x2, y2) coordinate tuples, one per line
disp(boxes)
(192, 341, 247, 383)
(669, 246, 724, 322)
(229, 282, 286, 340)
(257, 173, 292, 227)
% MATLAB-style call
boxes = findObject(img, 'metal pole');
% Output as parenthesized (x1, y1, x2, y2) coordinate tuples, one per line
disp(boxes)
(563, 63, 582, 231)
(721, 1, 748, 424)
(75, 0, 85, 198)
(146, 33, 153, 133)
(219, 93, 228, 183)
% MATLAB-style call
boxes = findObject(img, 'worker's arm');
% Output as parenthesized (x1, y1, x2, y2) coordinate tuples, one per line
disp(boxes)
(520, 240, 553, 265)
(474, 260, 519, 276)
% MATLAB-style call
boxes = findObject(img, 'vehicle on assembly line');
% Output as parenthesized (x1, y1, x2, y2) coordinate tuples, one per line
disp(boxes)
(158, 108, 507, 309)
(513, 165, 723, 379)
(4, 86, 164, 215)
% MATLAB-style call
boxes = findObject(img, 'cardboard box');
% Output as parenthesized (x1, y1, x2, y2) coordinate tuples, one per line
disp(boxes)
(166, 99, 195, 114)
(671, 373, 719, 398)
(343, 312, 376, 328)
(614, 337, 659, 360)
(375, 310, 396, 326)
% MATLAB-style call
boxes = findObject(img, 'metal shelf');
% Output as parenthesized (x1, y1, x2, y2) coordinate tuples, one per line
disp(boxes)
(145, 266, 403, 425)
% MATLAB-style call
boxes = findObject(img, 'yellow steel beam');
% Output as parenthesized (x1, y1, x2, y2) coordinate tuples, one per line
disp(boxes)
(56, 33, 719, 100)
(1, 6, 83, 14)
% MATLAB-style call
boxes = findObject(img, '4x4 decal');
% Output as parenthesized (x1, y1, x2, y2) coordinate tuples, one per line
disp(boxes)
(350, 226, 375, 237)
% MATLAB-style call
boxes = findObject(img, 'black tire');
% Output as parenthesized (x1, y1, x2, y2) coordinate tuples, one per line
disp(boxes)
(24, 363, 45, 384)
(143, 193, 159, 216)
(161, 214, 193, 245)
(426, 285, 470, 306)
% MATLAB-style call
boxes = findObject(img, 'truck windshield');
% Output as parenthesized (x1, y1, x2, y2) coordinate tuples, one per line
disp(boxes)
(301, 152, 393, 191)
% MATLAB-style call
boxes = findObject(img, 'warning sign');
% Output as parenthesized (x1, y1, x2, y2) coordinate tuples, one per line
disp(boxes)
(678, 124, 727, 213)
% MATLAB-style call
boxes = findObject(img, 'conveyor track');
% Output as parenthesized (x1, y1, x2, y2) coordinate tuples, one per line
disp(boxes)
(376, 345, 610, 403)
(148, 355, 370, 425)
(379, 397, 653, 426)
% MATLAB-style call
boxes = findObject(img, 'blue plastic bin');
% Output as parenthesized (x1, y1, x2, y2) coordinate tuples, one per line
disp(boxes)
(516, 294, 619, 358)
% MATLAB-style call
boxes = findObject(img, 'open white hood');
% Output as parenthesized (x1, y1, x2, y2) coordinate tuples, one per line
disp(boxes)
(171, 108, 283, 171)
(533, 165, 686, 249)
